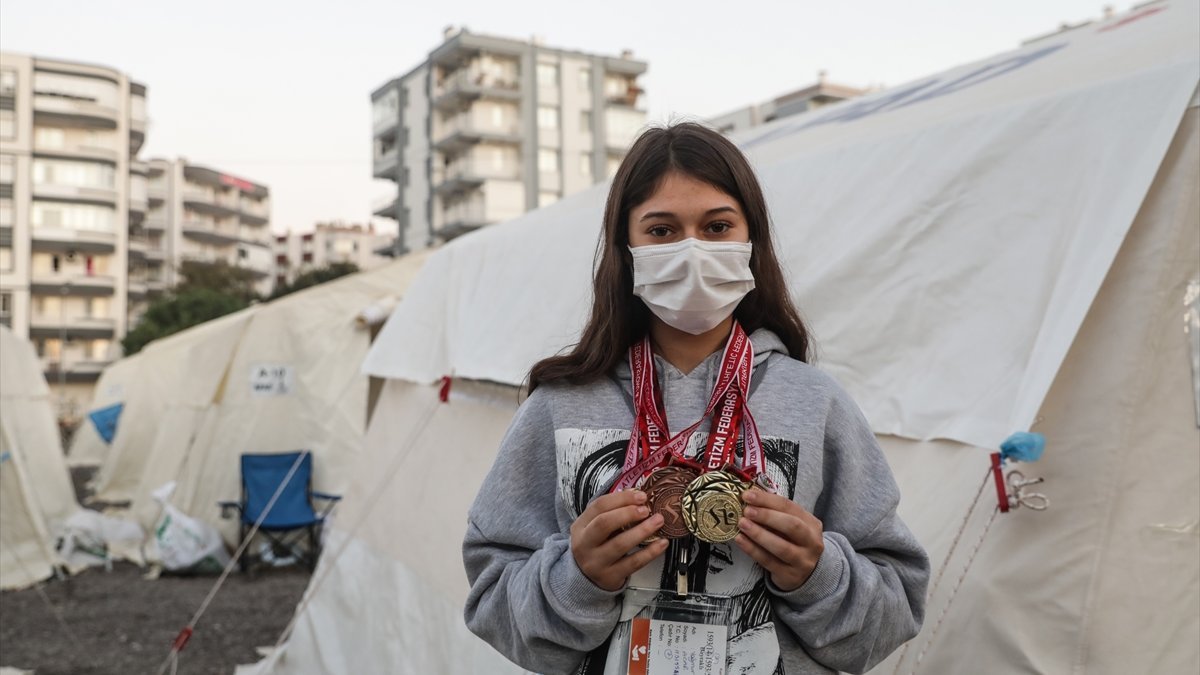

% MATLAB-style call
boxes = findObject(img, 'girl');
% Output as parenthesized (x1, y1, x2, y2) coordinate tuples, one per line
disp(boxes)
(463, 122, 928, 675)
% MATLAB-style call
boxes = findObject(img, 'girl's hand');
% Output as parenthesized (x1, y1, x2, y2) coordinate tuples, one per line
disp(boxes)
(570, 490, 669, 591)
(733, 489, 825, 592)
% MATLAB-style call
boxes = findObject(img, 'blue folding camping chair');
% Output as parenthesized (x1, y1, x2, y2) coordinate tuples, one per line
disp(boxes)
(218, 451, 341, 572)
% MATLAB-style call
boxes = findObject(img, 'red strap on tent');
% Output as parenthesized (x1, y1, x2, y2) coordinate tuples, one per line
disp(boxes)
(990, 452, 1009, 513)
(171, 627, 194, 652)
(438, 375, 452, 403)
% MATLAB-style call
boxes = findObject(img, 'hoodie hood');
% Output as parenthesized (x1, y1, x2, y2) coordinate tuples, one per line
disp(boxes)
(613, 328, 789, 384)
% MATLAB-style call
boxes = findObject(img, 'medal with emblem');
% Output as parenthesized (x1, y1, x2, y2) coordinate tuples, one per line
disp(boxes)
(681, 470, 753, 543)
(638, 465, 701, 540)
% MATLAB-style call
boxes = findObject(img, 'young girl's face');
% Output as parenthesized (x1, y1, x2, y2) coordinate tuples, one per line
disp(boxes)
(627, 171, 751, 248)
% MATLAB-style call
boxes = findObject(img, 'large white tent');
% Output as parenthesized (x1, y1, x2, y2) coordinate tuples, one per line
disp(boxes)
(81, 253, 428, 545)
(0, 325, 81, 590)
(246, 4, 1199, 674)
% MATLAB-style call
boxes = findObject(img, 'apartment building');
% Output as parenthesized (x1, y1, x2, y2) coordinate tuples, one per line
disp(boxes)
(371, 27, 647, 254)
(708, 72, 869, 135)
(144, 158, 274, 298)
(0, 52, 147, 410)
(273, 222, 393, 288)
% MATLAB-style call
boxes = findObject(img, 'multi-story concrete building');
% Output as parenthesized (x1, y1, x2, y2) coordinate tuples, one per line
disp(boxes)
(144, 158, 274, 298)
(371, 27, 647, 254)
(273, 222, 393, 288)
(708, 72, 869, 135)
(0, 52, 147, 411)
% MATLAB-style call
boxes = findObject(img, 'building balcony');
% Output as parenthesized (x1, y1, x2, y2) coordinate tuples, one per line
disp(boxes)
(372, 194, 398, 219)
(130, 119, 146, 156)
(240, 201, 269, 225)
(143, 215, 167, 232)
(183, 187, 240, 218)
(128, 236, 148, 259)
(147, 278, 168, 294)
(29, 315, 117, 340)
(32, 182, 119, 206)
(433, 162, 518, 196)
(182, 219, 241, 246)
(33, 94, 119, 129)
(373, 150, 399, 180)
(147, 184, 167, 205)
(433, 118, 521, 154)
(127, 278, 148, 298)
(31, 227, 117, 254)
(29, 272, 117, 297)
(144, 247, 166, 263)
(433, 68, 521, 111)
(32, 143, 120, 165)
(437, 207, 489, 240)
(42, 358, 112, 383)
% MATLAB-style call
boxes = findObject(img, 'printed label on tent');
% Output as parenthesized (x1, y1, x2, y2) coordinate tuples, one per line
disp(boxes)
(250, 364, 294, 396)
(627, 617, 726, 675)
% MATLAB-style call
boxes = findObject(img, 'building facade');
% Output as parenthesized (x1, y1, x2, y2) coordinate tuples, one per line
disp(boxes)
(708, 72, 869, 135)
(0, 52, 147, 411)
(144, 158, 274, 298)
(273, 222, 393, 288)
(371, 27, 647, 254)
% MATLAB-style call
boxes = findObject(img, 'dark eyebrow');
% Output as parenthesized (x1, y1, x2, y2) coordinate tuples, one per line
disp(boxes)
(639, 206, 739, 222)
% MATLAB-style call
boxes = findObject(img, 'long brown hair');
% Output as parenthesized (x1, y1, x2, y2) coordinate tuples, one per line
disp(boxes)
(528, 122, 810, 391)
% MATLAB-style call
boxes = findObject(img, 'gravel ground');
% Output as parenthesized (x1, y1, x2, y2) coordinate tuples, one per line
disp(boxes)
(0, 562, 310, 675)
(0, 464, 311, 675)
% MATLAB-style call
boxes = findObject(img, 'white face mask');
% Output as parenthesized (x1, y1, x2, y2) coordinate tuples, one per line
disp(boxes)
(629, 238, 755, 335)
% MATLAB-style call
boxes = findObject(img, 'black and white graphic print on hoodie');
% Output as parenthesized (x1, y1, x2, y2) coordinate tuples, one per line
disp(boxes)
(463, 330, 929, 675)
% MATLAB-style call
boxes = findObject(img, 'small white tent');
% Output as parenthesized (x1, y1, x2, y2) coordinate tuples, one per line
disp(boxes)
(0, 325, 81, 589)
(246, 4, 1199, 674)
(81, 253, 429, 545)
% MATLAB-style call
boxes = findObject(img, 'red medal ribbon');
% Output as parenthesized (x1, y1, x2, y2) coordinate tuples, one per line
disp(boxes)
(611, 322, 767, 492)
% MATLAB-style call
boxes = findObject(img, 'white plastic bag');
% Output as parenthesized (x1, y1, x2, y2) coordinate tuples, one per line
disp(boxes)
(151, 482, 231, 573)
(58, 509, 144, 570)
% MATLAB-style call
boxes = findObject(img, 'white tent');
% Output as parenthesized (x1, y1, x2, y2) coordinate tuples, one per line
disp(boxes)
(65, 350, 145, 469)
(81, 253, 429, 545)
(249, 4, 1199, 674)
(0, 325, 81, 590)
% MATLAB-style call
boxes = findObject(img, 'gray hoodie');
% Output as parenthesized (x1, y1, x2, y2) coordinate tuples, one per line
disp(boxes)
(463, 329, 929, 674)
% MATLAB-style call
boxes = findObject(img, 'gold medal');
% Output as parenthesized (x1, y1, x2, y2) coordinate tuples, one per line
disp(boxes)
(681, 470, 752, 543)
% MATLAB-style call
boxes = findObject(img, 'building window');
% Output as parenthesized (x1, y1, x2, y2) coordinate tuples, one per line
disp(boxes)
(537, 63, 559, 88)
(580, 110, 593, 132)
(537, 106, 559, 131)
(538, 191, 559, 208)
(579, 68, 591, 92)
(0, 246, 12, 272)
(0, 291, 11, 319)
(31, 202, 116, 233)
(581, 153, 593, 179)
(0, 155, 13, 185)
(0, 69, 15, 95)
(32, 158, 116, 189)
(538, 149, 559, 173)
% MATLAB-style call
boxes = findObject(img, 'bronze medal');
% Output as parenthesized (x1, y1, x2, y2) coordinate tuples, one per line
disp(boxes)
(681, 470, 752, 543)
(641, 465, 700, 539)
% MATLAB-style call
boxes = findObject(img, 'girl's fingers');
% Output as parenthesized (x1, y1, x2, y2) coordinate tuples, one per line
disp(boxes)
(737, 516, 802, 566)
(586, 504, 651, 545)
(578, 491, 646, 529)
(612, 538, 669, 579)
(733, 533, 784, 576)
(600, 513, 663, 558)
(742, 506, 815, 548)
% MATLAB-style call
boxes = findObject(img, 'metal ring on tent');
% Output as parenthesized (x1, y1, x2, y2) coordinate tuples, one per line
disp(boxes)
(1006, 470, 1050, 511)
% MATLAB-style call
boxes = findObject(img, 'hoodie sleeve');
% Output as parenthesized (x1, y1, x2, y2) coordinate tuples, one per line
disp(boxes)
(462, 386, 624, 674)
(767, 377, 930, 674)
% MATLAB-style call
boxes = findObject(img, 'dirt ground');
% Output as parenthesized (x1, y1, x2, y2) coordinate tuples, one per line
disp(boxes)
(0, 562, 310, 675)
(0, 465, 311, 675)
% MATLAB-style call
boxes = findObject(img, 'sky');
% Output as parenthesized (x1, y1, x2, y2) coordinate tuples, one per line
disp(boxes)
(0, 0, 1116, 234)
